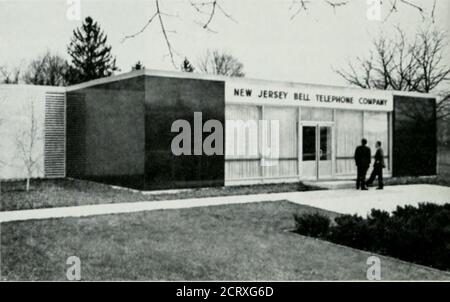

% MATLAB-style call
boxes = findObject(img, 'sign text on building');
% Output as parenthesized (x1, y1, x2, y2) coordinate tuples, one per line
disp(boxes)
(227, 82, 393, 112)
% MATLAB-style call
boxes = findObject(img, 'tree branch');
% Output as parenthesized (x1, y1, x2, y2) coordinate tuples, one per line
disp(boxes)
(121, 0, 178, 67)
(336, 26, 450, 93)
(121, 12, 158, 43)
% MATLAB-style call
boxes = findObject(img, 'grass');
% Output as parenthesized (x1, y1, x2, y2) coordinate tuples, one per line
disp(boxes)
(1, 201, 449, 281)
(0, 178, 322, 212)
(2, 174, 448, 212)
(384, 175, 450, 187)
(437, 175, 450, 186)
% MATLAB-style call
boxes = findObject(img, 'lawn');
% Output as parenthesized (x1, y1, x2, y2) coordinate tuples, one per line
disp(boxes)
(2, 175, 447, 212)
(0, 179, 321, 211)
(1, 201, 448, 281)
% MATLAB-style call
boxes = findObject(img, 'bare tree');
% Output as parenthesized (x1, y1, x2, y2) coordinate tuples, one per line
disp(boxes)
(197, 49, 245, 77)
(438, 92, 450, 147)
(438, 92, 450, 118)
(335, 26, 450, 119)
(122, 0, 435, 67)
(0, 95, 5, 199)
(16, 97, 43, 192)
(0, 65, 21, 84)
(290, 0, 436, 20)
(23, 51, 69, 86)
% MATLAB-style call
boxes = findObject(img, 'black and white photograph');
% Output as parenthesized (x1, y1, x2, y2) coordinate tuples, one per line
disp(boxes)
(0, 0, 449, 289)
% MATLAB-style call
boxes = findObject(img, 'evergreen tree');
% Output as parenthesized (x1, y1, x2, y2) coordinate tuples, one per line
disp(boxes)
(67, 16, 117, 84)
(180, 57, 195, 73)
(132, 61, 145, 71)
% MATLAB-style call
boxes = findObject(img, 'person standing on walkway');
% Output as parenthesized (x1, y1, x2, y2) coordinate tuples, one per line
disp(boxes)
(366, 141, 385, 190)
(354, 138, 371, 190)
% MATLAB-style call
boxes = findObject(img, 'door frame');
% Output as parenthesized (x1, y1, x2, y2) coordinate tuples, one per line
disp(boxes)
(299, 121, 335, 180)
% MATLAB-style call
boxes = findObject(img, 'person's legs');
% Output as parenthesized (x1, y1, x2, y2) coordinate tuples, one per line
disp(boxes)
(377, 167, 384, 189)
(356, 167, 361, 189)
(361, 167, 368, 190)
(366, 167, 376, 186)
(356, 166, 364, 189)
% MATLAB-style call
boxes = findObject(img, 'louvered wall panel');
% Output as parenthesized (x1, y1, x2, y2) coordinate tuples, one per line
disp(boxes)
(44, 92, 66, 178)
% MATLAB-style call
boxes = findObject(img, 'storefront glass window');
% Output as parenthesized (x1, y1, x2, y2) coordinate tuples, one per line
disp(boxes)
(364, 111, 389, 170)
(225, 105, 259, 159)
(225, 105, 261, 179)
(263, 106, 298, 177)
(335, 109, 363, 175)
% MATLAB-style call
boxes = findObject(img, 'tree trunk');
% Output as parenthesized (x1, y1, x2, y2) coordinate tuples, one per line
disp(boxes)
(26, 177, 30, 192)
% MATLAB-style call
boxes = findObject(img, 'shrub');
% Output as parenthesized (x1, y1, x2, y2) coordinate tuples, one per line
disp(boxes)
(327, 214, 371, 250)
(293, 203, 450, 271)
(384, 203, 450, 270)
(293, 212, 331, 238)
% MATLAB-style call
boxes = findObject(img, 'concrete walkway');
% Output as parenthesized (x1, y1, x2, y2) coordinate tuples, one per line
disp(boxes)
(0, 184, 449, 223)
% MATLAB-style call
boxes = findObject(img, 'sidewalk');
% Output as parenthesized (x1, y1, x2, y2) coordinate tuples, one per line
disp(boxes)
(0, 184, 449, 223)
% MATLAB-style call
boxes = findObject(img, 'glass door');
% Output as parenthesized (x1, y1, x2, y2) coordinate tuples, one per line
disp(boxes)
(318, 125, 333, 179)
(302, 126, 317, 179)
(301, 123, 334, 180)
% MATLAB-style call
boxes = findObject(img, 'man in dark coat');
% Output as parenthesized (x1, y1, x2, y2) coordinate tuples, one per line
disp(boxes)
(354, 138, 371, 190)
(366, 141, 385, 189)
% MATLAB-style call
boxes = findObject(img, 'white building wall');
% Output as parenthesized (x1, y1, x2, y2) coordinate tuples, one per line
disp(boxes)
(0, 85, 59, 180)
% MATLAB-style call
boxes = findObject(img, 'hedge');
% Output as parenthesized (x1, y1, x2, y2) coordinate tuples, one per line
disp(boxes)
(293, 203, 450, 271)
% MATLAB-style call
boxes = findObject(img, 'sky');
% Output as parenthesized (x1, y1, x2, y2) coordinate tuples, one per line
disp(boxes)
(0, 0, 449, 88)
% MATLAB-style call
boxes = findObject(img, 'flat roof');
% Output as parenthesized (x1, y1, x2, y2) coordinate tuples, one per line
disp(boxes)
(0, 84, 66, 92)
(1, 69, 438, 99)
(66, 69, 438, 99)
